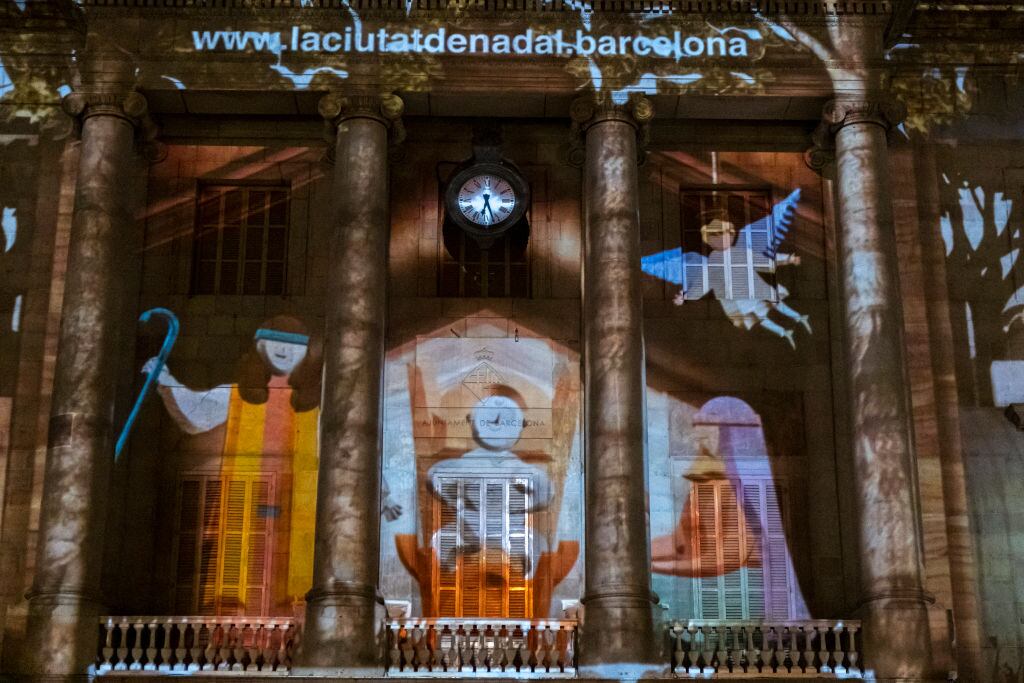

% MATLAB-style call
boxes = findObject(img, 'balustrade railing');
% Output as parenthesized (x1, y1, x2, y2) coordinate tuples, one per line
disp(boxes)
(386, 618, 577, 675)
(667, 619, 862, 677)
(96, 616, 298, 673)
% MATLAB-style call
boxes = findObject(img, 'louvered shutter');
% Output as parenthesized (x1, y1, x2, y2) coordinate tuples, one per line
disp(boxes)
(719, 485, 745, 619)
(173, 480, 201, 613)
(461, 479, 482, 616)
(695, 482, 721, 619)
(435, 478, 459, 617)
(173, 475, 273, 617)
(742, 484, 766, 619)
(245, 480, 271, 615)
(692, 479, 796, 620)
(198, 479, 223, 615)
(484, 481, 506, 617)
(507, 479, 529, 618)
(764, 483, 792, 618)
(433, 475, 532, 618)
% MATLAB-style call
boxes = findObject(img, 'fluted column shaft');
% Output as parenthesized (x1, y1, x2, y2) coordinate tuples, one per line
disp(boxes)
(827, 98, 935, 680)
(21, 90, 149, 679)
(574, 97, 658, 669)
(297, 94, 401, 672)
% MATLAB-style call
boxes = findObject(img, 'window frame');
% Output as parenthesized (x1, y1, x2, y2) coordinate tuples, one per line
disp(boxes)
(190, 180, 291, 297)
(678, 185, 779, 303)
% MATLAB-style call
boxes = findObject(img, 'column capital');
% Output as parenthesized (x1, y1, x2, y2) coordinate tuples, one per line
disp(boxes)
(804, 95, 906, 175)
(568, 94, 653, 166)
(319, 93, 404, 133)
(61, 89, 163, 162)
(319, 93, 406, 163)
(822, 96, 906, 133)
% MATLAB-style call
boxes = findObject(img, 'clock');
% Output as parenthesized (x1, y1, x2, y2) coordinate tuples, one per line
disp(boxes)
(444, 162, 529, 238)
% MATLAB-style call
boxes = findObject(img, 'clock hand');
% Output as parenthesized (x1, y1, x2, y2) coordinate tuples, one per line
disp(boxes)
(482, 194, 494, 223)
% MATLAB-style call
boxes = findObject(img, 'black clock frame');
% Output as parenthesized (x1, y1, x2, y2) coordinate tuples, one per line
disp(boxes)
(444, 162, 530, 239)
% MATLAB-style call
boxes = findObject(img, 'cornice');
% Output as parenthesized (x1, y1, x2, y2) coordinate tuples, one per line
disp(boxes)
(75, 0, 894, 16)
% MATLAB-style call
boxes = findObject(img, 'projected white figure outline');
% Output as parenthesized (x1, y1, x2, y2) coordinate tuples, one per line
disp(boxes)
(641, 188, 809, 348)
(426, 394, 553, 580)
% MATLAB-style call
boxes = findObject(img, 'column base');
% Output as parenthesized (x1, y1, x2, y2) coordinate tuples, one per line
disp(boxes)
(856, 590, 939, 681)
(12, 591, 103, 678)
(293, 583, 383, 673)
(578, 591, 660, 674)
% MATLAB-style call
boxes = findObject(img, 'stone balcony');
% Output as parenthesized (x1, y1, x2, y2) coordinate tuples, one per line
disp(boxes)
(95, 616, 862, 679)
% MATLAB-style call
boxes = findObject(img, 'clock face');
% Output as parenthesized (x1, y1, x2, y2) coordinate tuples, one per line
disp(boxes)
(456, 174, 517, 227)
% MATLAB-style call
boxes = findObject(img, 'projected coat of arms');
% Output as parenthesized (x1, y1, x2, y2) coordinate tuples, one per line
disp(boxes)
(386, 337, 581, 619)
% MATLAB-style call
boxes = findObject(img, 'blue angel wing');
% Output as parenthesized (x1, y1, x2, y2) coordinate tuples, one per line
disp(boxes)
(763, 188, 801, 259)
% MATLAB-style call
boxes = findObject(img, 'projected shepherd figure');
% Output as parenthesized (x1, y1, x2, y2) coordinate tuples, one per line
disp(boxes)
(143, 315, 326, 606)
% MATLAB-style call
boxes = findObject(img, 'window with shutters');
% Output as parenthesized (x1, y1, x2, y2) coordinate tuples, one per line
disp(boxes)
(432, 476, 531, 618)
(679, 188, 777, 301)
(439, 216, 530, 298)
(172, 475, 274, 616)
(192, 183, 289, 295)
(691, 479, 796, 619)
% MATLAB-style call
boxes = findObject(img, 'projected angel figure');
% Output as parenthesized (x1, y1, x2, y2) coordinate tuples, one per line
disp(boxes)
(426, 393, 553, 579)
(642, 188, 809, 348)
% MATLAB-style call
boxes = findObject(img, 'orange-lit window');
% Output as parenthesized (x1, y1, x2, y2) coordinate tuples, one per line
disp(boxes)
(679, 188, 777, 301)
(172, 475, 275, 616)
(432, 476, 531, 618)
(192, 184, 289, 295)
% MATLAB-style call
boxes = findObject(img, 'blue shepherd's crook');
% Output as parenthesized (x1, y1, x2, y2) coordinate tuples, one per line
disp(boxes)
(115, 307, 179, 460)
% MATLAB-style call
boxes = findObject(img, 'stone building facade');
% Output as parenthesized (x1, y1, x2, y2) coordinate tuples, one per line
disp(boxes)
(0, 0, 1023, 680)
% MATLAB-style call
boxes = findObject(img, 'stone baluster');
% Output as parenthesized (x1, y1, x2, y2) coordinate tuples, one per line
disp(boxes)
(848, 623, 861, 673)
(160, 622, 175, 671)
(713, 625, 726, 672)
(481, 622, 493, 671)
(803, 625, 817, 673)
(387, 621, 401, 670)
(99, 619, 115, 671)
(177, 623, 192, 672)
(571, 93, 658, 672)
(296, 92, 403, 674)
(819, 624, 831, 673)
(115, 619, 130, 670)
(200, 623, 215, 670)
(143, 620, 158, 670)
(414, 624, 430, 670)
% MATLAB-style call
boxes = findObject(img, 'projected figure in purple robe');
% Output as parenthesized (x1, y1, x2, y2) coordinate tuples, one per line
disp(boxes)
(642, 188, 809, 347)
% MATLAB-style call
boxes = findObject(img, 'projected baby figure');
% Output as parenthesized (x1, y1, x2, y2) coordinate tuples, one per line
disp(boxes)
(642, 188, 810, 348)
(426, 394, 553, 579)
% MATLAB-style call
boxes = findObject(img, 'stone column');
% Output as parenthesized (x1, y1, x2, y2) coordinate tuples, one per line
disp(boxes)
(19, 88, 154, 679)
(824, 98, 936, 680)
(571, 95, 658, 670)
(296, 93, 403, 673)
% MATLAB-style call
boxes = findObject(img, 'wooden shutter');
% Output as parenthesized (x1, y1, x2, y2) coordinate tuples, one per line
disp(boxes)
(692, 479, 796, 620)
(507, 479, 529, 618)
(433, 475, 532, 618)
(172, 475, 274, 616)
(173, 480, 201, 613)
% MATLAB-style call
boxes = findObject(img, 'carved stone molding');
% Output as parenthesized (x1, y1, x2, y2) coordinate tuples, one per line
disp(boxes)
(568, 94, 653, 167)
(319, 92, 405, 164)
(823, 97, 907, 133)
(61, 89, 164, 162)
